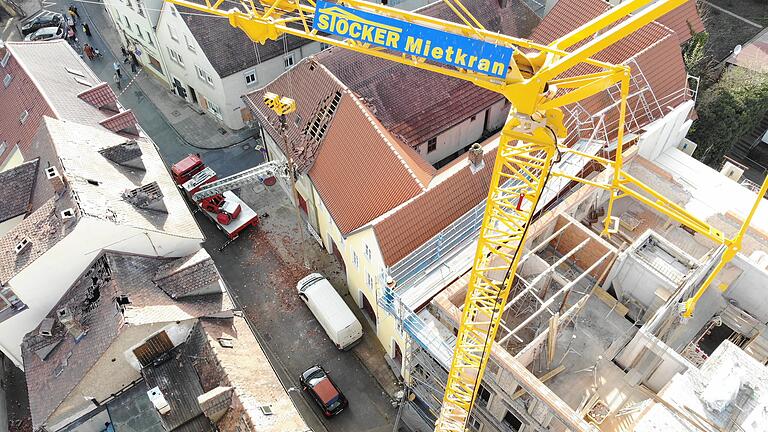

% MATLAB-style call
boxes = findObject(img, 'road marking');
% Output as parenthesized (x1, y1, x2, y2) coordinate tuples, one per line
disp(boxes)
(701, 1, 763, 29)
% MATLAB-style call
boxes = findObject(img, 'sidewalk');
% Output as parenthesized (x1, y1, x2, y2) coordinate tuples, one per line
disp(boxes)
(82, 1, 254, 150)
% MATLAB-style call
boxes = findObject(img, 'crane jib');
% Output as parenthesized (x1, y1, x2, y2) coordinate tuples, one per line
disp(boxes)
(312, 1, 515, 79)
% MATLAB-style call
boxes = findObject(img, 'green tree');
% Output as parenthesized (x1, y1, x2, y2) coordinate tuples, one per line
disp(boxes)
(682, 31, 711, 80)
(689, 66, 768, 166)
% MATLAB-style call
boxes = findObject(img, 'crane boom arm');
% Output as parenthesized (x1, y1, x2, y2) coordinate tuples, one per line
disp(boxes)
(160, 1, 764, 431)
(192, 161, 287, 201)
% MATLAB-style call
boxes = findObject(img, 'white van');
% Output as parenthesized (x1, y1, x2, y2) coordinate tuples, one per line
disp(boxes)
(297, 273, 363, 350)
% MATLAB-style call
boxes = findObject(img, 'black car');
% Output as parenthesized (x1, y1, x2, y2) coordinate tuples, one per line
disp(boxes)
(21, 11, 64, 36)
(300, 365, 348, 417)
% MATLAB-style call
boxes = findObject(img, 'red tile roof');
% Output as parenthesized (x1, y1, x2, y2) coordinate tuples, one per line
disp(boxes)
(655, 0, 705, 44)
(374, 141, 498, 266)
(99, 110, 139, 135)
(0, 47, 54, 166)
(0, 41, 131, 166)
(77, 82, 119, 112)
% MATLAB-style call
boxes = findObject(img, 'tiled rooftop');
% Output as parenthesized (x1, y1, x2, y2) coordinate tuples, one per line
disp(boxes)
(21, 251, 233, 430)
(153, 249, 223, 299)
(0, 159, 38, 223)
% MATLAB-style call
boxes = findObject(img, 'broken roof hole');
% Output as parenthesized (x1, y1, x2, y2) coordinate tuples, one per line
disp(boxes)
(301, 90, 342, 144)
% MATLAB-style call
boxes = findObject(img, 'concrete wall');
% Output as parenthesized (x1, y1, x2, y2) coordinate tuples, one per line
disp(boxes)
(0, 218, 201, 367)
(48, 320, 195, 430)
(724, 254, 768, 323)
(637, 100, 694, 162)
(0, 145, 23, 172)
(0, 214, 24, 237)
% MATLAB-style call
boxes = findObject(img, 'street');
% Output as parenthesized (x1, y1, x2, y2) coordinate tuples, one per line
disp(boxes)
(67, 1, 401, 431)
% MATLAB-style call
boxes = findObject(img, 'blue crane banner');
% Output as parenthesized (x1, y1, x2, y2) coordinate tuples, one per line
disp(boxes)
(312, 1, 515, 79)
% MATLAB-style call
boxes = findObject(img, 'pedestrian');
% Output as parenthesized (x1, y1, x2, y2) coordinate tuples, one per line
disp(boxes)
(113, 61, 121, 78)
(129, 51, 138, 73)
(120, 46, 128, 57)
(66, 27, 75, 40)
(67, 7, 76, 22)
(83, 44, 94, 60)
(82, 22, 91, 37)
(67, 15, 75, 30)
(70, 5, 80, 20)
(113, 71, 121, 90)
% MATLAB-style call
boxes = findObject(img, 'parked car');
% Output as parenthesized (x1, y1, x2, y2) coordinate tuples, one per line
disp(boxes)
(21, 11, 64, 36)
(24, 25, 65, 42)
(296, 273, 363, 350)
(300, 365, 348, 417)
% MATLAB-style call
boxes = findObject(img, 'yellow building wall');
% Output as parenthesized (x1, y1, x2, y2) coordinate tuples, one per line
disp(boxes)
(305, 182, 406, 362)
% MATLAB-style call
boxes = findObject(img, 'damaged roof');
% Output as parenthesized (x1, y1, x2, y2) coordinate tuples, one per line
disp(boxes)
(0, 159, 38, 223)
(153, 248, 223, 299)
(41, 117, 202, 239)
(22, 250, 232, 430)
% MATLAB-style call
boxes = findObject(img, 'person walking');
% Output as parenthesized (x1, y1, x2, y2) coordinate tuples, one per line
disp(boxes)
(113, 61, 122, 78)
(120, 46, 128, 58)
(66, 15, 76, 32)
(83, 43, 95, 60)
(113, 72, 122, 90)
(82, 22, 91, 37)
(67, 7, 77, 22)
(70, 5, 80, 20)
(128, 51, 138, 73)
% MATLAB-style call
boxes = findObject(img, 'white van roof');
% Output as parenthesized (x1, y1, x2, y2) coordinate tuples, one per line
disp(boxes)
(299, 274, 359, 333)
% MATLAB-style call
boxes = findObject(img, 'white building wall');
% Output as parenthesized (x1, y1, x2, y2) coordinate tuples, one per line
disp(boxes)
(103, 0, 169, 82)
(415, 99, 506, 165)
(0, 217, 202, 368)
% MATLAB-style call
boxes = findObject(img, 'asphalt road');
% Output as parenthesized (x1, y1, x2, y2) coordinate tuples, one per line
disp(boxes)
(72, 2, 398, 430)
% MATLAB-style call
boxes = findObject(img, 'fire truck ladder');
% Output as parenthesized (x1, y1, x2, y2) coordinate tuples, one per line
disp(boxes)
(192, 161, 288, 201)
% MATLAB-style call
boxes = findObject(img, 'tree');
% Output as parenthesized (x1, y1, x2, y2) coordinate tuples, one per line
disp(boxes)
(689, 66, 768, 166)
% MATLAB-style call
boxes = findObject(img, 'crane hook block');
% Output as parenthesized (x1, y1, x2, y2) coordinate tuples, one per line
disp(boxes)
(263, 92, 296, 116)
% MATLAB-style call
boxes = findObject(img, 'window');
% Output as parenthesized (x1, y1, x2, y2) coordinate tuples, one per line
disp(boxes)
(19, 110, 28, 124)
(136, 0, 145, 16)
(168, 24, 179, 41)
(146, 31, 154, 46)
(427, 137, 437, 153)
(207, 99, 222, 119)
(170, 5, 177, 16)
(366, 273, 373, 289)
(195, 65, 214, 86)
(168, 48, 184, 66)
(244, 69, 257, 86)
(0, 141, 6, 155)
(284, 53, 296, 69)
(468, 415, 482, 432)
(135, 24, 143, 39)
(185, 35, 195, 52)
(364, 244, 371, 261)
(502, 411, 522, 431)
(3, 73, 11, 88)
(123, 15, 130, 28)
(320, 42, 331, 51)
(352, 251, 359, 270)
(470, 114, 477, 122)
(476, 385, 491, 408)
(1, 51, 9, 67)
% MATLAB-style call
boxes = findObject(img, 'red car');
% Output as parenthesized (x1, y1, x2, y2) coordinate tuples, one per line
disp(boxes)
(300, 365, 348, 417)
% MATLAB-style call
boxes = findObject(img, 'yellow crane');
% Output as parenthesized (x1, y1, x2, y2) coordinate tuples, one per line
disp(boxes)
(163, 0, 768, 430)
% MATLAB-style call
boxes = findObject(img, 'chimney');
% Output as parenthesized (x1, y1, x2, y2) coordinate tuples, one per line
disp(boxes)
(386, 276, 397, 291)
(147, 386, 171, 415)
(45, 166, 67, 195)
(197, 386, 233, 423)
(39, 318, 55, 337)
(57, 307, 86, 342)
(468, 143, 485, 174)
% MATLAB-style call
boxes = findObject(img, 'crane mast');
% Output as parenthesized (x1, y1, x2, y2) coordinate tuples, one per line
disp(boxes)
(163, 0, 768, 430)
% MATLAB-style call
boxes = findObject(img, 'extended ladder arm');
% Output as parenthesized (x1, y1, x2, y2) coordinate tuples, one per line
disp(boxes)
(192, 161, 287, 201)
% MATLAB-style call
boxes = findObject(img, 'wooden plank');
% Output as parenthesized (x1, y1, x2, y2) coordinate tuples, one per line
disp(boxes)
(510, 364, 567, 400)
(592, 286, 629, 317)
(547, 313, 560, 368)
(133, 331, 174, 367)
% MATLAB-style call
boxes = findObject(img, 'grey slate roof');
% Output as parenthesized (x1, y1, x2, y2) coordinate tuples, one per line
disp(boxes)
(153, 249, 221, 299)
(176, 0, 313, 78)
(98, 140, 143, 165)
(0, 159, 38, 222)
